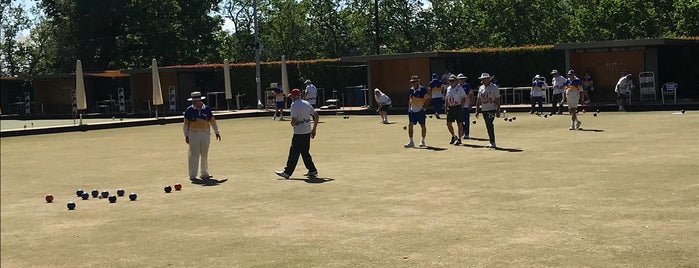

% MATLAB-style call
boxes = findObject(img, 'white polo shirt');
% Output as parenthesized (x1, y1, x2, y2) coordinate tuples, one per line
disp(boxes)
(304, 84, 318, 104)
(290, 98, 316, 134)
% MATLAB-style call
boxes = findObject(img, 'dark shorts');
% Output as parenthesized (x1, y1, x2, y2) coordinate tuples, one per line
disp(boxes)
(275, 101, 285, 109)
(378, 104, 390, 112)
(617, 93, 629, 100)
(446, 106, 464, 123)
(408, 110, 426, 125)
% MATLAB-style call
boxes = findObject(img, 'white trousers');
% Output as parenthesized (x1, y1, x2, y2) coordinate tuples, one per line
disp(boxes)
(188, 131, 211, 178)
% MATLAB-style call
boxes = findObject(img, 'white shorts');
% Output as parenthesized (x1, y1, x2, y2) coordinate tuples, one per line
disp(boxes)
(566, 90, 581, 108)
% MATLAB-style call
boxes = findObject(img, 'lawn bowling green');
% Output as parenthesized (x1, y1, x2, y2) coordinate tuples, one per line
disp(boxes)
(2, 112, 698, 267)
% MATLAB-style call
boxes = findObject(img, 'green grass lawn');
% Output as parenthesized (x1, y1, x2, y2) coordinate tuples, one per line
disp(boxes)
(2, 111, 698, 267)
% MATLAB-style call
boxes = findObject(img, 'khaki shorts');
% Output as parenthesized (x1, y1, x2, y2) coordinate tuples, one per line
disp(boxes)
(566, 90, 581, 108)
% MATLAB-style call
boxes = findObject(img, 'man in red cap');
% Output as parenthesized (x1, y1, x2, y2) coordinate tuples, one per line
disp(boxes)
(275, 88, 319, 179)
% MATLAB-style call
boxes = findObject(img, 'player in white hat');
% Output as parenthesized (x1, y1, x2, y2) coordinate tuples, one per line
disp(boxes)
(183, 91, 221, 181)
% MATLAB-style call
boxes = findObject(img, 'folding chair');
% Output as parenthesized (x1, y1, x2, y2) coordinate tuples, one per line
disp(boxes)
(661, 82, 678, 104)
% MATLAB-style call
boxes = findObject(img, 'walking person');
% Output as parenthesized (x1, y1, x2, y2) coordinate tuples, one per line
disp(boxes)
(183, 92, 221, 181)
(445, 74, 467, 145)
(428, 73, 445, 119)
(273, 82, 286, 120)
(474, 73, 500, 148)
(615, 72, 634, 111)
(562, 70, 584, 130)
(374, 88, 392, 124)
(550, 70, 566, 115)
(405, 75, 429, 148)
(530, 75, 547, 114)
(275, 88, 319, 179)
(303, 79, 318, 108)
(582, 71, 594, 104)
(458, 73, 473, 139)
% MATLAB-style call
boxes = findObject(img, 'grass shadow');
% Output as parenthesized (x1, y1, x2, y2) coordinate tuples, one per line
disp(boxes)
(279, 177, 335, 183)
(578, 128, 604, 132)
(461, 143, 487, 148)
(410, 146, 447, 151)
(464, 137, 489, 141)
(190, 178, 228, 186)
(493, 147, 524, 152)
(460, 143, 523, 152)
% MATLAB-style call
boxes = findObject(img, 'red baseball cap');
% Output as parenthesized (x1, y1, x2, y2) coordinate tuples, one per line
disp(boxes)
(288, 88, 301, 97)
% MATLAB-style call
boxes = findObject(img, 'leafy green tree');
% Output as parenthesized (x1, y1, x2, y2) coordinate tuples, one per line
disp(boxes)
(302, 0, 351, 58)
(35, 0, 223, 72)
(259, 0, 306, 60)
(673, 0, 699, 36)
(219, 0, 256, 62)
(1, 0, 33, 76)
(338, 0, 375, 55)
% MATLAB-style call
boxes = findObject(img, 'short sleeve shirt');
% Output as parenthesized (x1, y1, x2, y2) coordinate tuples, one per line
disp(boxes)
(290, 98, 316, 134)
(531, 80, 546, 97)
(446, 84, 467, 106)
(305, 84, 318, 100)
(565, 76, 583, 92)
(428, 79, 444, 98)
(408, 86, 429, 112)
(274, 87, 285, 102)
(478, 83, 500, 111)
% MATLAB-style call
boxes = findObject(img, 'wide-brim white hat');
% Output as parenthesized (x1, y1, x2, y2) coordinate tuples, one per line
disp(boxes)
(478, 73, 492, 79)
(187, 91, 206, 101)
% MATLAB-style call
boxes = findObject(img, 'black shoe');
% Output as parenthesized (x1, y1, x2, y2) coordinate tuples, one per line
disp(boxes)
(275, 170, 290, 179)
(435, 114, 441, 119)
(455, 139, 462, 145)
(450, 136, 457, 144)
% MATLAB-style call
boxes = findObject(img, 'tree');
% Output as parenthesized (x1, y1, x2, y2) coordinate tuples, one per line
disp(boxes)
(259, 0, 306, 60)
(673, 0, 699, 37)
(34, 0, 223, 72)
(219, 0, 257, 62)
(303, 0, 351, 58)
(1, 0, 33, 76)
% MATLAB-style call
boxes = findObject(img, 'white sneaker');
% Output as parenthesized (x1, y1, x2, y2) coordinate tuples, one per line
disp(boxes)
(486, 143, 496, 148)
(419, 141, 426, 147)
(404, 141, 414, 148)
(575, 120, 582, 130)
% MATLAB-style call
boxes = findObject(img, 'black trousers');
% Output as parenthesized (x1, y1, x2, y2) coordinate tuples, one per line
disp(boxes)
(481, 110, 496, 144)
(551, 93, 563, 113)
(284, 133, 316, 175)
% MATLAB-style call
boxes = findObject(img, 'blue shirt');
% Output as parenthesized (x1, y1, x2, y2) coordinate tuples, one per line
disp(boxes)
(408, 85, 429, 112)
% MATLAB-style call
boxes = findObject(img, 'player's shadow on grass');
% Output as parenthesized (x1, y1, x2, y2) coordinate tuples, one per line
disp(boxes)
(577, 128, 604, 132)
(415, 146, 446, 151)
(465, 137, 489, 141)
(280, 177, 335, 183)
(493, 147, 523, 152)
(190, 178, 228, 186)
(460, 143, 523, 152)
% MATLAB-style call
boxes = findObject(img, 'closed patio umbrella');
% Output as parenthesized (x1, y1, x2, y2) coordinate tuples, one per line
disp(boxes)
(151, 59, 164, 118)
